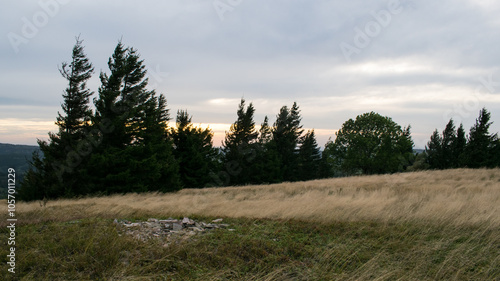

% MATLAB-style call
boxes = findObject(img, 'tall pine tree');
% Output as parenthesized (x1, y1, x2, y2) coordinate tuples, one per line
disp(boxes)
(441, 119, 456, 169)
(252, 116, 281, 184)
(272, 102, 304, 181)
(222, 99, 259, 185)
(87, 41, 180, 194)
(298, 129, 322, 181)
(465, 108, 498, 168)
(454, 123, 467, 167)
(425, 129, 443, 169)
(20, 37, 94, 200)
(171, 110, 217, 188)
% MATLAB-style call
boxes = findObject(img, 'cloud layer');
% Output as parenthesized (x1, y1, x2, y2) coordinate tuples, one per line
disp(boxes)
(2, 0, 500, 147)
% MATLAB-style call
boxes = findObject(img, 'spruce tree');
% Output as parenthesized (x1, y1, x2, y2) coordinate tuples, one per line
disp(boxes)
(88, 41, 180, 194)
(171, 110, 216, 188)
(425, 129, 442, 169)
(140, 94, 180, 192)
(222, 99, 259, 185)
(93, 42, 152, 149)
(20, 37, 94, 200)
(272, 102, 304, 181)
(253, 116, 281, 183)
(56, 37, 94, 138)
(441, 119, 456, 169)
(258, 116, 273, 144)
(465, 108, 498, 168)
(454, 123, 467, 167)
(298, 129, 322, 181)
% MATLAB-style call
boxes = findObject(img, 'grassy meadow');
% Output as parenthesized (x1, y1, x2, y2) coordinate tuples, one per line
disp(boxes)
(1, 168, 499, 280)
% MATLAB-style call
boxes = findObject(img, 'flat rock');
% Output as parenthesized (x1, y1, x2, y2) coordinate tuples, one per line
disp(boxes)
(115, 217, 231, 243)
(172, 222, 183, 231)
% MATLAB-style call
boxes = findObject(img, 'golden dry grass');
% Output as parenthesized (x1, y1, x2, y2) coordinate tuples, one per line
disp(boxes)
(9, 168, 500, 228)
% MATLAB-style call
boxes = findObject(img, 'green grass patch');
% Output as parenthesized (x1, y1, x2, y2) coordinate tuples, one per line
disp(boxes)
(1, 217, 499, 280)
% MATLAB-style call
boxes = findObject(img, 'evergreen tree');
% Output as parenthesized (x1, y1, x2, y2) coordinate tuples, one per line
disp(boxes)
(465, 108, 498, 168)
(171, 110, 217, 188)
(490, 139, 500, 167)
(272, 102, 304, 181)
(222, 99, 259, 185)
(56, 36, 94, 138)
(297, 129, 322, 181)
(425, 129, 442, 169)
(454, 123, 467, 167)
(20, 37, 94, 200)
(258, 116, 273, 144)
(140, 94, 180, 192)
(441, 119, 456, 169)
(425, 119, 471, 170)
(253, 116, 281, 184)
(93, 42, 152, 149)
(88, 41, 180, 194)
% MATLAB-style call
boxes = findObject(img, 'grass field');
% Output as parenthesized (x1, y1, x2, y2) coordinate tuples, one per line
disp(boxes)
(1, 168, 499, 280)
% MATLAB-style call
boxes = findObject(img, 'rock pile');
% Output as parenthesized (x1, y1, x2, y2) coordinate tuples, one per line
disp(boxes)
(114, 217, 232, 244)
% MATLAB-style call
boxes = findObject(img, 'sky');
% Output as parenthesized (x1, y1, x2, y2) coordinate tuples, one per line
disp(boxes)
(1, 0, 500, 149)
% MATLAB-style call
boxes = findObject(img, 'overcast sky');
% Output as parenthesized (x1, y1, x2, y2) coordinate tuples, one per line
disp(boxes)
(1, 0, 500, 148)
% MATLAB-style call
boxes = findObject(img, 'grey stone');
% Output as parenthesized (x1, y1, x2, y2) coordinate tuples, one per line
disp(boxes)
(172, 222, 183, 231)
(115, 217, 232, 243)
(182, 217, 195, 225)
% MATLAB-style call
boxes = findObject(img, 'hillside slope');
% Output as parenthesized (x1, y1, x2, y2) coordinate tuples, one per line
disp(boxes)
(14, 168, 500, 228)
(2, 168, 499, 280)
(0, 143, 39, 198)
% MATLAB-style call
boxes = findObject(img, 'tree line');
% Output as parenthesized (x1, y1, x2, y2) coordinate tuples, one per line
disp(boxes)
(19, 39, 500, 201)
(419, 108, 500, 170)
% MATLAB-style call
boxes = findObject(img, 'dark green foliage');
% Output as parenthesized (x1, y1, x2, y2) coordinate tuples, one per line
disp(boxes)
(93, 42, 152, 149)
(18, 151, 53, 201)
(252, 116, 281, 184)
(20, 37, 94, 200)
(465, 108, 499, 168)
(21, 39, 181, 200)
(407, 151, 430, 171)
(425, 109, 499, 170)
(222, 99, 259, 185)
(324, 112, 414, 175)
(56, 36, 94, 137)
(425, 120, 467, 170)
(297, 130, 322, 181)
(441, 119, 456, 168)
(90, 41, 180, 194)
(171, 110, 217, 188)
(272, 102, 304, 181)
(425, 130, 444, 169)
(454, 123, 467, 167)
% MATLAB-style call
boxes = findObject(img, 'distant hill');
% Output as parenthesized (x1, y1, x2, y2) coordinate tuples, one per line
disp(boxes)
(414, 148, 425, 154)
(0, 143, 40, 198)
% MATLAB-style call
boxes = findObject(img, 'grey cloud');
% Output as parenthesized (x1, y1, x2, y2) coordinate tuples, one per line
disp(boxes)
(2, 0, 500, 147)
